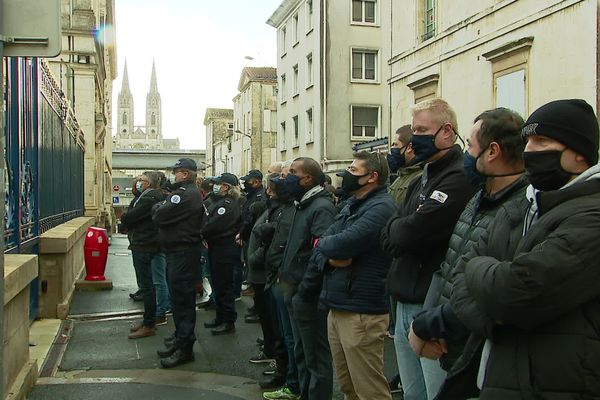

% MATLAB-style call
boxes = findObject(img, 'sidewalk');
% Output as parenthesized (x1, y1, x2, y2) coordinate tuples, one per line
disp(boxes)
(27, 235, 401, 400)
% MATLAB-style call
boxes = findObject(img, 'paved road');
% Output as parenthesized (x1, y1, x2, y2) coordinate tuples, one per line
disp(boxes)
(28, 235, 402, 400)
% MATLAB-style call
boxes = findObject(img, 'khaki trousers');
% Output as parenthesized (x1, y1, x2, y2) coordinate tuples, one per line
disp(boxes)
(327, 309, 392, 400)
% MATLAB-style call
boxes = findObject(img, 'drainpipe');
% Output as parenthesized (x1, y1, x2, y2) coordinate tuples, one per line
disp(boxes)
(0, 0, 6, 395)
(321, 0, 327, 167)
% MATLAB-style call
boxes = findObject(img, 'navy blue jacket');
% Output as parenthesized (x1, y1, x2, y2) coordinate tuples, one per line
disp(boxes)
(317, 186, 397, 314)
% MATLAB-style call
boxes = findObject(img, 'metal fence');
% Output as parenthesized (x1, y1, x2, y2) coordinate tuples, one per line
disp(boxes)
(3, 57, 84, 254)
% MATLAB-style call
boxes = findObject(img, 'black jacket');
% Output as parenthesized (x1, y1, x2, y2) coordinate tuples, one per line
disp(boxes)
(412, 176, 528, 370)
(459, 172, 600, 400)
(239, 186, 266, 240)
(318, 186, 396, 314)
(264, 198, 296, 289)
(121, 188, 165, 251)
(279, 187, 337, 296)
(201, 194, 241, 245)
(247, 199, 276, 285)
(381, 145, 477, 303)
(151, 181, 204, 251)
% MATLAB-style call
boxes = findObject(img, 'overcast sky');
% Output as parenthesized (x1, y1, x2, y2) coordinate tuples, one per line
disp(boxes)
(111, 0, 281, 149)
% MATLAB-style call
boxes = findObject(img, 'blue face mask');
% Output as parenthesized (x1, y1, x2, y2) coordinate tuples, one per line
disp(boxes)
(387, 147, 406, 173)
(410, 125, 445, 164)
(463, 151, 487, 187)
(283, 173, 308, 200)
(212, 184, 222, 195)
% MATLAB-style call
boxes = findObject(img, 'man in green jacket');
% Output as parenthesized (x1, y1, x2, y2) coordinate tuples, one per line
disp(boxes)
(388, 124, 423, 204)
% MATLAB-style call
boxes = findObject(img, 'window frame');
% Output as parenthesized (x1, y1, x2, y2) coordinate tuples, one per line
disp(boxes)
(350, 105, 381, 141)
(292, 115, 300, 148)
(280, 121, 287, 149)
(280, 73, 287, 104)
(305, 107, 314, 143)
(280, 25, 287, 58)
(306, 0, 314, 34)
(292, 64, 299, 97)
(306, 53, 314, 88)
(350, 48, 379, 83)
(292, 13, 299, 46)
(351, 0, 378, 26)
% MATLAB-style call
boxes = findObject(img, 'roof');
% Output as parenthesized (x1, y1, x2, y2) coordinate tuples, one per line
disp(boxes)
(203, 108, 233, 125)
(238, 67, 277, 91)
(267, 0, 303, 27)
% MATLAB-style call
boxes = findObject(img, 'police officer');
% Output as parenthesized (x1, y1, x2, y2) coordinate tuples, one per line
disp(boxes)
(202, 172, 242, 335)
(152, 158, 204, 368)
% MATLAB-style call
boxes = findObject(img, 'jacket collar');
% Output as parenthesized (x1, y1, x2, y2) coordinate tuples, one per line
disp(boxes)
(346, 185, 387, 211)
(297, 185, 327, 208)
(424, 144, 463, 175)
(537, 178, 600, 216)
(478, 175, 529, 208)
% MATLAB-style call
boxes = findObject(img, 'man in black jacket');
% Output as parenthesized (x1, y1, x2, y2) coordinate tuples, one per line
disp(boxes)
(266, 158, 337, 400)
(405, 108, 527, 396)
(381, 98, 477, 400)
(152, 158, 205, 368)
(455, 99, 600, 400)
(121, 171, 166, 339)
(318, 152, 396, 400)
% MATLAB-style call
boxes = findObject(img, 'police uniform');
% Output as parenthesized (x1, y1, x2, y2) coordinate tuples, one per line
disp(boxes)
(202, 193, 241, 330)
(152, 159, 204, 365)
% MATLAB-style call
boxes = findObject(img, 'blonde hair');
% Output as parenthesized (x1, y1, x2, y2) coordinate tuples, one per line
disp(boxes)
(411, 98, 458, 132)
(223, 183, 241, 199)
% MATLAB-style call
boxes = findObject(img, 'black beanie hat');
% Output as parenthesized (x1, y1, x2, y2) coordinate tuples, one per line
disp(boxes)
(522, 99, 599, 165)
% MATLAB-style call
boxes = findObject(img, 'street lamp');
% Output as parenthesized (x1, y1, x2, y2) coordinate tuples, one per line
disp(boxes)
(234, 129, 252, 138)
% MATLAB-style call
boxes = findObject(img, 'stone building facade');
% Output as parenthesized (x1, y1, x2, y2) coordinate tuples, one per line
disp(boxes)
(204, 108, 234, 176)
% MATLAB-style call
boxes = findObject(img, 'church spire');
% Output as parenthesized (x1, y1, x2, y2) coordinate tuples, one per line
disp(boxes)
(149, 59, 158, 93)
(120, 59, 131, 95)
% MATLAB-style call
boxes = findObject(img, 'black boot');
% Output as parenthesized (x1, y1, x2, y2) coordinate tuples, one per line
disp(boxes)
(203, 318, 222, 328)
(157, 344, 177, 358)
(163, 334, 176, 347)
(211, 322, 235, 335)
(259, 373, 286, 389)
(159, 348, 194, 368)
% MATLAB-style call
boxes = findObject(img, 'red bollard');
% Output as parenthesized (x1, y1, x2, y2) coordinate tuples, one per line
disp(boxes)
(83, 227, 109, 281)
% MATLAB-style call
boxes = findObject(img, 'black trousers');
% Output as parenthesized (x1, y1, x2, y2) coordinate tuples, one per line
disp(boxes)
(255, 284, 285, 361)
(131, 251, 156, 327)
(166, 247, 202, 350)
(208, 241, 239, 323)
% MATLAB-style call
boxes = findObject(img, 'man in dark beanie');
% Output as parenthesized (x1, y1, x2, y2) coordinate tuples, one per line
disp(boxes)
(450, 99, 600, 399)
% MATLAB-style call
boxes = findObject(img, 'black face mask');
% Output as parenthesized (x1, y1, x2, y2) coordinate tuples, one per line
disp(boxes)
(523, 150, 574, 191)
(410, 125, 445, 164)
(337, 170, 369, 195)
(387, 146, 407, 173)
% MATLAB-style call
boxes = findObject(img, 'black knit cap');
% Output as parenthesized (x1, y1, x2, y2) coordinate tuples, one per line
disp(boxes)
(522, 99, 599, 165)
(216, 172, 239, 186)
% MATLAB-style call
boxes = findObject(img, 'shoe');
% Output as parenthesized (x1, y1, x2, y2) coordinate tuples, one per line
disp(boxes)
(211, 322, 235, 335)
(245, 314, 260, 324)
(256, 337, 264, 345)
(197, 300, 215, 309)
(249, 351, 275, 364)
(164, 334, 175, 347)
(204, 319, 222, 329)
(263, 360, 277, 375)
(259, 374, 286, 389)
(127, 325, 156, 339)
(262, 386, 300, 400)
(155, 315, 167, 326)
(129, 323, 143, 333)
(157, 344, 178, 358)
(131, 293, 143, 302)
(160, 348, 194, 368)
(129, 290, 141, 299)
(388, 374, 402, 394)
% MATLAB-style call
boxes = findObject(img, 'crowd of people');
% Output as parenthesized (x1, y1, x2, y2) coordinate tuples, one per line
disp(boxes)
(118, 97, 600, 400)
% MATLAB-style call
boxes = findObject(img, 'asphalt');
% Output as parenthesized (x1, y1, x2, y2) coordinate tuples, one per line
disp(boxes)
(28, 235, 402, 400)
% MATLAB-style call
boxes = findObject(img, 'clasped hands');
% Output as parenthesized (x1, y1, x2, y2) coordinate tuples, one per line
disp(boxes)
(408, 321, 448, 360)
(328, 258, 352, 268)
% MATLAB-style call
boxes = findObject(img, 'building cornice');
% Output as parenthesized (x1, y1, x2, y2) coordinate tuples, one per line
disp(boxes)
(267, 0, 303, 28)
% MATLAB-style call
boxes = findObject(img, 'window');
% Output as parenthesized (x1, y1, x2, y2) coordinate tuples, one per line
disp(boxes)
(272, 86, 278, 97)
(280, 74, 287, 103)
(123, 112, 127, 124)
(293, 13, 299, 44)
(280, 25, 287, 56)
(280, 121, 287, 148)
(351, 106, 379, 138)
(306, 53, 313, 87)
(293, 116, 299, 147)
(351, 49, 377, 81)
(293, 64, 299, 96)
(423, 0, 435, 40)
(306, 0, 314, 32)
(306, 108, 313, 143)
(352, 0, 376, 24)
(496, 69, 526, 118)
(151, 113, 156, 125)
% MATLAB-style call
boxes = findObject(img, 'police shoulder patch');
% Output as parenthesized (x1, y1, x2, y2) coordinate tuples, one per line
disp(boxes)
(170, 195, 181, 204)
(217, 207, 226, 215)
(430, 190, 448, 204)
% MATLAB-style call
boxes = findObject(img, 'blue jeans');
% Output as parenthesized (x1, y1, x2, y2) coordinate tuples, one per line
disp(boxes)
(151, 252, 171, 317)
(272, 283, 300, 394)
(394, 302, 447, 400)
